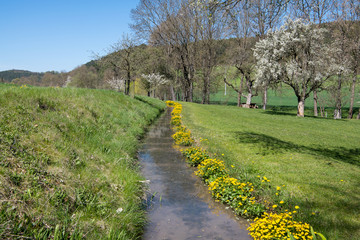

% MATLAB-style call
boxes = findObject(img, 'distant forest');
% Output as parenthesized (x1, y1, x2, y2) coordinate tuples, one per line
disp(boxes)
(0, 70, 44, 83)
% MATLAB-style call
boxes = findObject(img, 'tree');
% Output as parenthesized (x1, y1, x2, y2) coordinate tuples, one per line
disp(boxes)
(224, 2, 255, 107)
(131, 0, 199, 102)
(290, 0, 335, 116)
(96, 34, 137, 96)
(254, 19, 341, 117)
(248, 0, 288, 109)
(69, 66, 100, 89)
(141, 73, 169, 97)
(41, 72, 67, 87)
(331, 0, 360, 119)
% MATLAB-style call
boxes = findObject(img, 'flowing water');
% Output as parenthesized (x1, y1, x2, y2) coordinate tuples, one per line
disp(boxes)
(139, 109, 251, 240)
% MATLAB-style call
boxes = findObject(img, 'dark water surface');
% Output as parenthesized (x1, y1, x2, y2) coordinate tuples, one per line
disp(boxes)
(138, 109, 251, 240)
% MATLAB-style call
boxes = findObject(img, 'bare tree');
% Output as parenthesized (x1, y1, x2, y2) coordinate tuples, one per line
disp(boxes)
(192, 0, 227, 104)
(332, 0, 360, 119)
(329, 0, 360, 119)
(96, 34, 137, 96)
(131, 0, 199, 102)
(69, 66, 100, 89)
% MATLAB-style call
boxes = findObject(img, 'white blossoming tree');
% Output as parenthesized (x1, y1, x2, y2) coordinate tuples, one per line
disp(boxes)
(141, 73, 169, 98)
(106, 77, 125, 92)
(254, 19, 342, 117)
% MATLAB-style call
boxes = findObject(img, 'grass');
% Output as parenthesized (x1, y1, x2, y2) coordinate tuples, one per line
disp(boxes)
(207, 82, 360, 118)
(181, 102, 360, 240)
(0, 84, 165, 239)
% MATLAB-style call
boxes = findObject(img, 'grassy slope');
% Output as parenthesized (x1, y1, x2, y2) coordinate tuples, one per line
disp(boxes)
(0, 84, 165, 239)
(181, 102, 360, 240)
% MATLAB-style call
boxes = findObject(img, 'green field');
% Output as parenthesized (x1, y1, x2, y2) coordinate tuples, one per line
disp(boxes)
(0, 84, 165, 239)
(181, 102, 360, 240)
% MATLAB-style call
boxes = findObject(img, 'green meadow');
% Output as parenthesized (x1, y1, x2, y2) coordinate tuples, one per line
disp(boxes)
(181, 102, 360, 240)
(0, 84, 165, 239)
(207, 84, 360, 118)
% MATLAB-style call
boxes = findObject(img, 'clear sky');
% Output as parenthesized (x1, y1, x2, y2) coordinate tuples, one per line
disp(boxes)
(0, 0, 139, 72)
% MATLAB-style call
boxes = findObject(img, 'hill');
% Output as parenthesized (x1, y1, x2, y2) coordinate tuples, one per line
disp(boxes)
(0, 69, 44, 83)
(0, 84, 165, 239)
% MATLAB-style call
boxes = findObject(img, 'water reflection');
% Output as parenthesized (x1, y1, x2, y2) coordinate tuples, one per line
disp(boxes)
(139, 108, 250, 240)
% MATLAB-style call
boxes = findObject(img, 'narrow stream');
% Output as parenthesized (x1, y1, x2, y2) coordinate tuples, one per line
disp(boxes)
(139, 109, 251, 240)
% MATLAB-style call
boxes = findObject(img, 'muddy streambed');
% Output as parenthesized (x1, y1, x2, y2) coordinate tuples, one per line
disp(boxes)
(138, 109, 251, 240)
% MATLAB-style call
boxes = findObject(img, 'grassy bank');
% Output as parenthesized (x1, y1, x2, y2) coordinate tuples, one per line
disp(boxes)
(0, 84, 165, 239)
(181, 102, 360, 240)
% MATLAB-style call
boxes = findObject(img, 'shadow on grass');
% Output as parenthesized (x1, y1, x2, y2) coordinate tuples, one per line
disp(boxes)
(233, 131, 360, 166)
(261, 106, 355, 120)
(300, 182, 360, 239)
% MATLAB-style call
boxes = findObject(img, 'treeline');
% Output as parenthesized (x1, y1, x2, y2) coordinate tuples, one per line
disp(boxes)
(0, 70, 44, 83)
(5, 0, 359, 119)
(127, 0, 360, 119)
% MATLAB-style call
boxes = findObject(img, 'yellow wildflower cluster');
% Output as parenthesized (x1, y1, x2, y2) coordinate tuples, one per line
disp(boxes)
(248, 212, 313, 240)
(208, 176, 265, 217)
(172, 130, 193, 146)
(181, 147, 209, 166)
(195, 158, 227, 182)
(180, 138, 264, 217)
(166, 101, 194, 146)
(166, 100, 175, 107)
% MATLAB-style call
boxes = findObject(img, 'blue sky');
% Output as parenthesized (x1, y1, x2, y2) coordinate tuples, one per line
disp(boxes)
(0, 0, 139, 72)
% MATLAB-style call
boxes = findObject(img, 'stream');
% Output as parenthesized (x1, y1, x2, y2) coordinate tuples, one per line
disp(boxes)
(138, 108, 251, 240)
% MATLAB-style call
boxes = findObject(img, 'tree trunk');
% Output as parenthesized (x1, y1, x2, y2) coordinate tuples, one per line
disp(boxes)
(334, 108, 342, 119)
(262, 85, 268, 110)
(201, 75, 210, 104)
(170, 85, 176, 101)
(246, 93, 252, 105)
(237, 92, 241, 107)
(348, 74, 357, 119)
(313, 90, 318, 117)
(334, 75, 342, 119)
(242, 92, 252, 108)
(297, 98, 305, 117)
(206, 76, 210, 104)
(237, 75, 244, 107)
(125, 70, 131, 95)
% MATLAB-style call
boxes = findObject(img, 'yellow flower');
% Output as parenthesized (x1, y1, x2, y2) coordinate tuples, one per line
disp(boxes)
(276, 186, 281, 191)
(280, 201, 284, 204)
(295, 206, 300, 209)
(273, 205, 278, 208)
